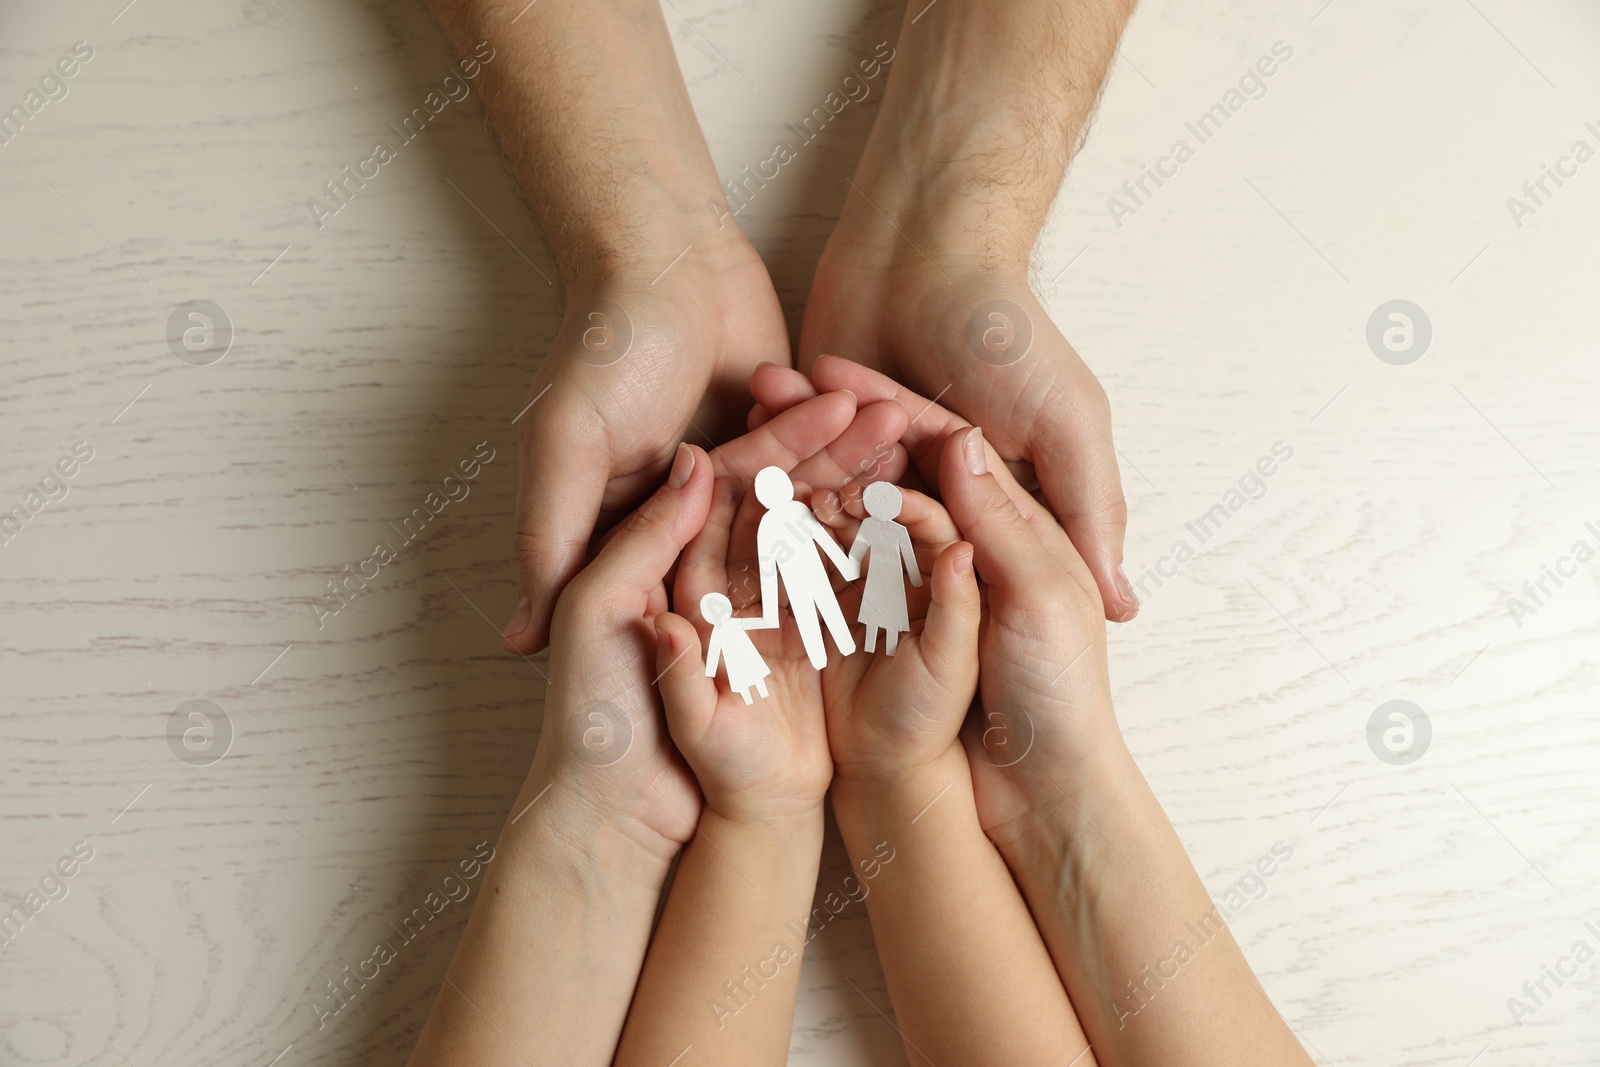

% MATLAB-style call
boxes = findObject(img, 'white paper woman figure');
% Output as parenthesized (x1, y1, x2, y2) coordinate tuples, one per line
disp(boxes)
(754, 466, 860, 670)
(700, 592, 772, 705)
(848, 482, 923, 655)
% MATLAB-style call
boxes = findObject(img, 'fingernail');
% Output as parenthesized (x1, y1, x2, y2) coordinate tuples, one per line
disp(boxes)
(503, 595, 531, 637)
(654, 615, 674, 652)
(668, 442, 694, 489)
(964, 427, 987, 476)
(953, 547, 974, 576)
(841, 389, 857, 404)
(1115, 567, 1139, 610)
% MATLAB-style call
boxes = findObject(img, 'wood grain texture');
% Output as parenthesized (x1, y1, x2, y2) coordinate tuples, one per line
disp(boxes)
(1, 1, 1597, 1064)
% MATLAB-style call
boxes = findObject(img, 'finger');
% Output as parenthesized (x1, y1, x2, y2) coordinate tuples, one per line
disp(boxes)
(1032, 387, 1135, 621)
(812, 487, 853, 530)
(812, 355, 966, 487)
(676, 476, 739, 628)
(938, 427, 1057, 597)
(571, 443, 713, 610)
(507, 394, 611, 654)
(812, 355, 1033, 507)
(834, 483, 959, 551)
(916, 542, 980, 696)
(791, 399, 910, 493)
(747, 403, 771, 431)
(711, 390, 856, 490)
(655, 613, 718, 744)
(749, 361, 820, 415)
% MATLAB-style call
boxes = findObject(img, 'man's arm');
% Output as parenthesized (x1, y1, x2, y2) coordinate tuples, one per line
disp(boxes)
(801, 0, 1140, 621)
(424, 0, 789, 654)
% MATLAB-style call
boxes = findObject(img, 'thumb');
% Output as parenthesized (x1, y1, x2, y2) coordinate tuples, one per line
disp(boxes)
(654, 612, 717, 745)
(916, 542, 980, 695)
(1032, 389, 1134, 622)
(576, 444, 713, 605)
(506, 394, 609, 655)
(938, 427, 1053, 597)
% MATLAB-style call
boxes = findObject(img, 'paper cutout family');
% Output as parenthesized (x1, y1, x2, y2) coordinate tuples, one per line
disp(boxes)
(700, 466, 923, 704)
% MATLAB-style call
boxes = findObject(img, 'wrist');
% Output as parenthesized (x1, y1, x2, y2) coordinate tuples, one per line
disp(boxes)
(697, 804, 826, 876)
(701, 798, 826, 840)
(555, 195, 758, 299)
(983, 728, 1141, 858)
(502, 771, 678, 891)
(832, 745, 969, 831)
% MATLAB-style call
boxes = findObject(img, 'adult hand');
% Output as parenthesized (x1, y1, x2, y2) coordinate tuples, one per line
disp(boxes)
(507, 245, 789, 654)
(797, 0, 1138, 622)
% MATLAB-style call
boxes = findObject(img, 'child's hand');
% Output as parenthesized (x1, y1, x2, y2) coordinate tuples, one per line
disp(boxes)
(652, 477, 833, 825)
(807, 485, 982, 785)
(533, 390, 912, 851)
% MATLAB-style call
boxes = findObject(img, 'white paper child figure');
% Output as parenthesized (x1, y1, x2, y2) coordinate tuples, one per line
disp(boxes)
(700, 592, 771, 705)
(754, 466, 861, 670)
(849, 482, 923, 656)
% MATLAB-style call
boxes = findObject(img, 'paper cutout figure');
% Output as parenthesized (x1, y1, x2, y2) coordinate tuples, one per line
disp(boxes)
(849, 482, 923, 655)
(754, 466, 860, 670)
(700, 592, 772, 705)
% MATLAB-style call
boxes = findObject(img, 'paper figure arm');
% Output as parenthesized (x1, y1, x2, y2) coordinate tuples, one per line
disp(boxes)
(899, 524, 923, 588)
(848, 527, 869, 569)
(757, 531, 782, 627)
(703, 628, 722, 679)
(811, 514, 860, 581)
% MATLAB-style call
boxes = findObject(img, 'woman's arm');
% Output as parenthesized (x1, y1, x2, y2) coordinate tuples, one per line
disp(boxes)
(406, 779, 677, 1066)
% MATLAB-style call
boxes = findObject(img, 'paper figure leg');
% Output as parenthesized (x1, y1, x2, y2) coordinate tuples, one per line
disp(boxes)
(737, 686, 754, 706)
(754, 678, 769, 699)
(816, 589, 857, 659)
(791, 594, 828, 670)
(863, 624, 878, 653)
(884, 628, 899, 656)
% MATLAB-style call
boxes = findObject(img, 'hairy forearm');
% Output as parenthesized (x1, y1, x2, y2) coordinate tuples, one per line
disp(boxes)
(424, 0, 741, 291)
(994, 739, 1312, 1067)
(833, 749, 1092, 1067)
(615, 808, 825, 1066)
(407, 775, 674, 1067)
(843, 0, 1137, 271)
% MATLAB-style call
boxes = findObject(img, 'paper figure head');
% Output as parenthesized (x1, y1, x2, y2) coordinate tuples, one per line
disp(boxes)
(754, 466, 794, 508)
(700, 592, 734, 626)
(863, 481, 903, 520)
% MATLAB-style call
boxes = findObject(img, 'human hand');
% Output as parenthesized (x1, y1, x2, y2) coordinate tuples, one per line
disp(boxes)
(795, 0, 1136, 623)
(747, 362, 1122, 834)
(802, 258, 1135, 621)
(808, 484, 981, 786)
(504, 238, 793, 655)
(653, 477, 833, 825)
(932, 424, 1125, 843)
(531, 388, 911, 848)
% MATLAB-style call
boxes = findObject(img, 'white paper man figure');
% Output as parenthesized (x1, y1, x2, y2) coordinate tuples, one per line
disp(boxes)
(700, 592, 772, 704)
(849, 482, 923, 655)
(754, 466, 860, 670)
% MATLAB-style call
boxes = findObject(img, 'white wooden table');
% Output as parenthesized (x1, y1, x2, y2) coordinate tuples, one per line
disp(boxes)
(3, 1, 1598, 1064)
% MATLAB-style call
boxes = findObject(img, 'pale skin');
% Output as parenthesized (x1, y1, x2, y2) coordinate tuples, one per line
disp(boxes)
(809, 483, 1097, 1067)
(404, 393, 910, 1067)
(614, 476, 834, 1065)
(419, 0, 1142, 657)
(756, 363, 1316, 1067)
